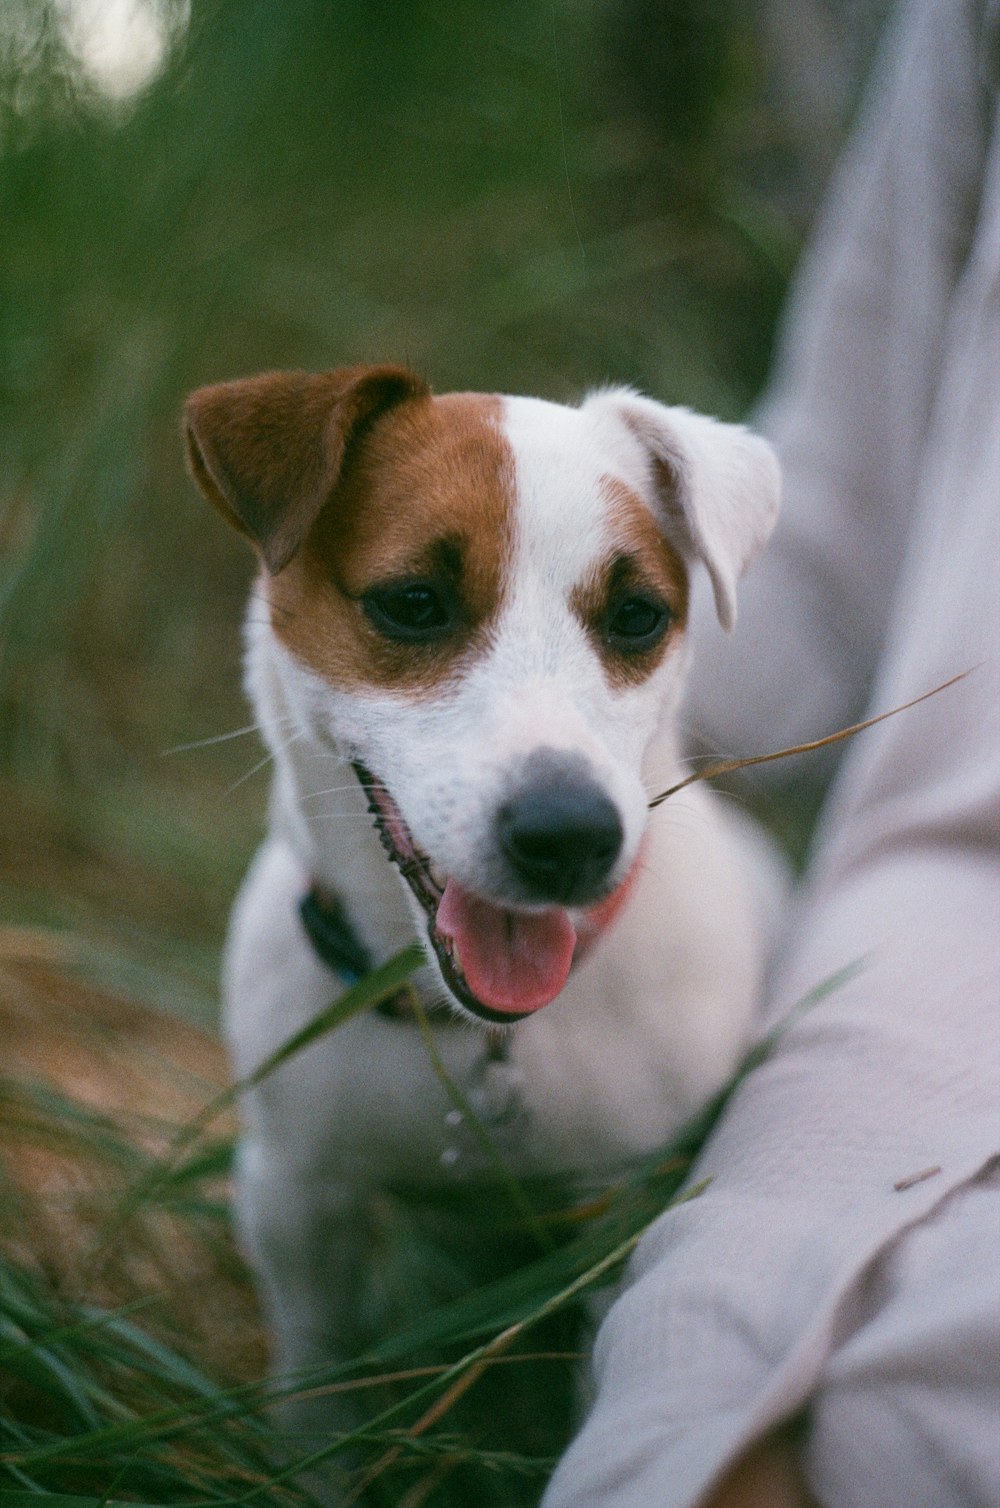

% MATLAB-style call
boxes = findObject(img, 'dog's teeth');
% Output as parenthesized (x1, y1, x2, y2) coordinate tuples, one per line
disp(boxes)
(428, 861, 446, 890)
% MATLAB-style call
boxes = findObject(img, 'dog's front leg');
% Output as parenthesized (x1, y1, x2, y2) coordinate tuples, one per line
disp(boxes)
(222, 837, 383, 1496)
(234, 1144, 373, 1494)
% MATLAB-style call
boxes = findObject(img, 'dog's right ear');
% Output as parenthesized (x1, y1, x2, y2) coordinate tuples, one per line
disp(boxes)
(583, 389, 780, 632)
(184, 365, 428, 573)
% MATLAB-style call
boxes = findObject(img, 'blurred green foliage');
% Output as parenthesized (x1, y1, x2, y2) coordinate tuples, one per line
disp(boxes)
(0, 0, 802, 991)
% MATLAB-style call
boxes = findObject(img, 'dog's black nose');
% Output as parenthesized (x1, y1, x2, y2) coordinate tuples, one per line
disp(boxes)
(497, 755, 624, 904)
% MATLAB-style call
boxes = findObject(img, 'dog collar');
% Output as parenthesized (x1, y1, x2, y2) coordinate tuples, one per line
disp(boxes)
(297, 886, 509, 1078)
(298, 887, 424, 1021)
(299, 828, 646, 1024)
(298, 887, 513, 1158)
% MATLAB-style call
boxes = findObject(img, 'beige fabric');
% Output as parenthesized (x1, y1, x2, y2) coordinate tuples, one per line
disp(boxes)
(544, 2, 1000, 1504)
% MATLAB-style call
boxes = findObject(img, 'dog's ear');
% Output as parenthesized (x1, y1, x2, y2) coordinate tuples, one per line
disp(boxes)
(585, 390, 780, 630)
(184, 365, 429, 573)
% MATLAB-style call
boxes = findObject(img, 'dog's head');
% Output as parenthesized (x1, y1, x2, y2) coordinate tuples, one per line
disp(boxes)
(185, 365, 778, 1024)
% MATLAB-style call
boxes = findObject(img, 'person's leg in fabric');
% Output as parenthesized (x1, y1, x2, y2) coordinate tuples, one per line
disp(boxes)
(543, 3, 1000, 1503)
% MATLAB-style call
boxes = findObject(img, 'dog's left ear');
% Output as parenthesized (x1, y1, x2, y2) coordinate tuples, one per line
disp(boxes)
(585, 391, 780, 630)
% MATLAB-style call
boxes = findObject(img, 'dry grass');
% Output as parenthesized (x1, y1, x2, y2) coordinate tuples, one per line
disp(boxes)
(0, 931, 266, 1385)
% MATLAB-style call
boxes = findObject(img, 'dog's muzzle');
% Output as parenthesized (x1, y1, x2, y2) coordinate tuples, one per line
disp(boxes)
(496, 752, 624, 906)
(351, 754, 636, 1024)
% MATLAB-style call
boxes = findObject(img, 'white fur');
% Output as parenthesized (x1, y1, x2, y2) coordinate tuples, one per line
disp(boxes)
(223, 387, 786, 1452)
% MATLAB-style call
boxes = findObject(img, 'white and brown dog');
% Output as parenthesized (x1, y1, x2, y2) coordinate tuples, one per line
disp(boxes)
(184, 364, 784, 1434)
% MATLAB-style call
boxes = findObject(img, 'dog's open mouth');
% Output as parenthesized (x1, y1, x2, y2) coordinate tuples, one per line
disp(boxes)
(352, 762, 578, 1024)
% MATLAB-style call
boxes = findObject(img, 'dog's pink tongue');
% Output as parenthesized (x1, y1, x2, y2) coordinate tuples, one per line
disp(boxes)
(435, 880, 576, 1014)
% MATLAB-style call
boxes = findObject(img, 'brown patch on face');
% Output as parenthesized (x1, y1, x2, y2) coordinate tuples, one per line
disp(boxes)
(571, 476, 689, 689)
(267, 392, 517, 694)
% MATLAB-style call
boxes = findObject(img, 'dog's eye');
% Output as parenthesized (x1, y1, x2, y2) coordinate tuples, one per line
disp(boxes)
(363, 582, 454, 642)
(605, 596, 670, 648)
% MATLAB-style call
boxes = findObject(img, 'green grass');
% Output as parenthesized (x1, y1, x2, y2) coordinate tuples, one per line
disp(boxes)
(0, 950, 856, 1505)
(0, 949, 690, 1506)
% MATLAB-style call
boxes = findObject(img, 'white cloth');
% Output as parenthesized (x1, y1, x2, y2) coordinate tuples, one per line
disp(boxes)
(544, 2, 1000, 1504)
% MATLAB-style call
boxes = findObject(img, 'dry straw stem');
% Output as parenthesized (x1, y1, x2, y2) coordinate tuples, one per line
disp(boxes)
(649, 671, 972, 808)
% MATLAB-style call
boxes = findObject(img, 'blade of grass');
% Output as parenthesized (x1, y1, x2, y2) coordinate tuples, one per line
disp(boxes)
(0, 1495, 162, 1507)
(649, 672, 971, 807)
(410, 1000, 556, 1254)
(87, 943, 423, 1263)
(231, 1204, 707, 1502)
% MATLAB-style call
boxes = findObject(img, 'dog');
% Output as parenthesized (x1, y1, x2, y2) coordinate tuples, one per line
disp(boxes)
(184, 364, 784, 1456)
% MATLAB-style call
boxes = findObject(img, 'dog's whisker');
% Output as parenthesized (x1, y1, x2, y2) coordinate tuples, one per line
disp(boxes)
(162, 720, 286, 756)
(269, 730, 308, 759)
(221, 729, 305, 796)
(705, 786, 756, 814)
(298, 784, 367, 803)
(641, 753, 738, 799)
(222, 751, 276, 795)
(306, 811, 381, 823)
